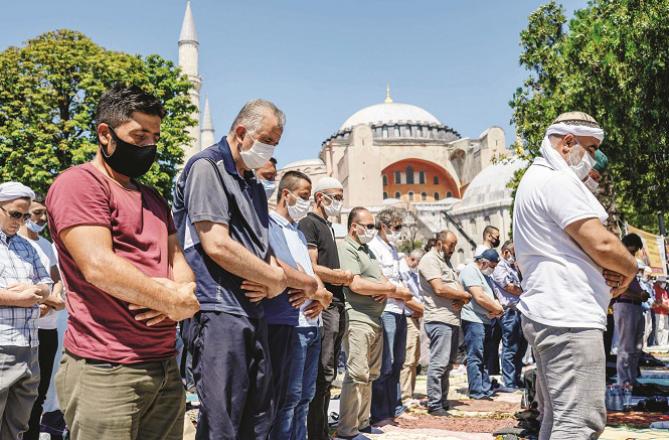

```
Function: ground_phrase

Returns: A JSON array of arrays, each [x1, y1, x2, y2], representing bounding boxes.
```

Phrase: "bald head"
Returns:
[[436, 230, 458, 259]]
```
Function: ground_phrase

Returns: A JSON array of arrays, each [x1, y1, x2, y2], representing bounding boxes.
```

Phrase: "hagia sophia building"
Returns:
[[177, 2, 525, 265]]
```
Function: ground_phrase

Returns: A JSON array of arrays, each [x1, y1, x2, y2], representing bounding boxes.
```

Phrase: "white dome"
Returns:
[[281, 158, 326, 170], [340, 102, 442, 131], [454, 158, 528, 211]]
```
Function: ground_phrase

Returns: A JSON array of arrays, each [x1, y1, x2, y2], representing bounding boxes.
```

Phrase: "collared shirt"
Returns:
[[339, 235, 386, 327], [399, 259, 423, 317], [460, 262, 496, 324], [368, 235, 406, 315], [491, 259, 522, 308], [173, 138, 270, 318], [267, 211, 319, 327], [417, 248, 461, 326], [0, 230, 52, 347]]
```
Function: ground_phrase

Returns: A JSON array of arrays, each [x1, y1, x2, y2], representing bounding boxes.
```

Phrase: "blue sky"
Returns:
[[1, 0, 587, 166]]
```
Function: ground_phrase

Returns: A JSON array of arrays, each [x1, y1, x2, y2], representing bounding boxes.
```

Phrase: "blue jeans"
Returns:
[[424, 321, 459, 411], [371, 311, 407, 422], [462, 320, 493, 399], [270, 326, 320, 440], [500, 308, 527, 388]]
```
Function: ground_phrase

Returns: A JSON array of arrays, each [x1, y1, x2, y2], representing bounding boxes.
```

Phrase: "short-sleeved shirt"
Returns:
[[368, 235, 405, 315], [460, 262, 496, 324], [264, 212, 319, 327], [338, 235, 386, 327], [22, 235, 59, 329], [513, 157, 609, 330], [172, 139, 270, 318], [418, 248, 461, 326], [298, 213, 344, 304], [491, 259, 522, 309], [46, 162, 177, 364]]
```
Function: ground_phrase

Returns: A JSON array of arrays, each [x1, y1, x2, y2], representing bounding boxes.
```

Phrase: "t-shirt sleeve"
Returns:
[[460, 265, 484, 289], [46, 167, 112, 235], [491, 265, 509, 286], [418, 254, 442, 282], [298, 217, 318, 248], [542, 173, 601, 230], [338, 244, 361, 276], [184, 159, 230, 225]]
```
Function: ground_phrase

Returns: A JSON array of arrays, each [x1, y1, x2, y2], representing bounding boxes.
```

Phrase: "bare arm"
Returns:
[[308, 247, 353, 286], [60, 225, 199, 321], [405, 298, 424, 315], [468, 285, 503, 314], [42, 266, 64, 310], [428, 278, 471, 302], [168, 234, 195, 284], [349, 275, 396, 297], [503, 283, 523, 296], [195, 221, 287, 295], [565, 218, 638, 292]]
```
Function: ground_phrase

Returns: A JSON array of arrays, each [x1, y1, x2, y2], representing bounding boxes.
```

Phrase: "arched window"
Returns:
[[382, 175, 388, 186], [394, 171, 402, 184], [383, 192, 388, 199], [419, 171, 426, 184], [434, 192, 440, 201], [382, 127, 389, 138], [406, 166, 414, 184], [446, 191, 452, 198], [394, 192, 401, 199], [433, 176, 439, 185], [394, 126, 400, 137], [408, 191, 414, 201], [421, 192, 427, 201]]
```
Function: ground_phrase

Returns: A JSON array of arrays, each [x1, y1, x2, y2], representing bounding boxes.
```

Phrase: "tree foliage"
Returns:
[[0, 30, 195, 199], [510, 0, 669, 233]]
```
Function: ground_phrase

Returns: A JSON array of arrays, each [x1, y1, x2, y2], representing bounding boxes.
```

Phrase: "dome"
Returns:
[[281, 158, 325, 170], [340, 102, 442, 131], [453, 158, 528, 212]]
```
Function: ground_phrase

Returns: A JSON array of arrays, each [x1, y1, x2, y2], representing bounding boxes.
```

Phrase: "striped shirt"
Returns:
[[0, 230, 52, 347]]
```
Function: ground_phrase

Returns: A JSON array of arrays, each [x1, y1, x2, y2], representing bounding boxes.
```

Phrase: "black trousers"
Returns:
[[485, 317, 503, 376], [25, 328, 58, 440], [307, 303, 346, 440], [186, 311, 273, 440], [267, 324, 296, 436]]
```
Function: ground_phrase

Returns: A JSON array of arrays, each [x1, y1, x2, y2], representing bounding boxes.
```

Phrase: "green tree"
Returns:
[[0, 29, 195, 199], [510, 0, 669, 233]]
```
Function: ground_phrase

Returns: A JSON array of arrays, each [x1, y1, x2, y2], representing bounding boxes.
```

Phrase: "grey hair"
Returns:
[[409, 249, 425, 260], [229, 99, 286, 135], [375, 208, 404, 229]]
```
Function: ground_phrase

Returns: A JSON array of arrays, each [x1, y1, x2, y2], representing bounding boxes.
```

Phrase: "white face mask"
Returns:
[[505, 254, 515, 265], [584, 176, 599, 193], [385, 227, 401, 245], [260, 180, 277, 199], [482, 267, 494, 276], [286, 192, 311, 222], [240, 135, 276, 170], [356, 225, 377, 245], [568, 144, 595, 180], [26, 220, 46, 234], [322, 193, 343, 217]]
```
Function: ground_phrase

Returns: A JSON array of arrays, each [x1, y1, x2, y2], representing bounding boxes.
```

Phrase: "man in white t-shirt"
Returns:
[[513, 112, 637, 440], [18, 194, 64, 440]]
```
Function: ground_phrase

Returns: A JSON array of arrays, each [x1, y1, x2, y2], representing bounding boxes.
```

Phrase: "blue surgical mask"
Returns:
[[26, 220, 46, 234], [260, 180, 277, 199]]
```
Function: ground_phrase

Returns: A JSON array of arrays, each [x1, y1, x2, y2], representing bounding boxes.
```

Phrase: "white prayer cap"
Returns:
[[312, 177, 343, 194], [548, 111, 605, 142], [0, 182, 35, 202]]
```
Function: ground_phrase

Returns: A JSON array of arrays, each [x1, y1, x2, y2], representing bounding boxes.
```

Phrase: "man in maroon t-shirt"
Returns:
[[46, 84, 199, 440]]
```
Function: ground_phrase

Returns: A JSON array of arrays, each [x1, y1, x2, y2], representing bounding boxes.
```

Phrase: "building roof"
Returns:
[[280, 158, 326, 169], [453, 158, 528, 212], [339, 101, 442, 131]]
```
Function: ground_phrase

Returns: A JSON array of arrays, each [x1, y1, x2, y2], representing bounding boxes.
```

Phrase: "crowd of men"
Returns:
[[1, 85, 668, 440]]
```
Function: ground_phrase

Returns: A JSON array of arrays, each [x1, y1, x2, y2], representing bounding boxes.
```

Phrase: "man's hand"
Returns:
[[6, 284, 44, 307], [395, 286, 413, 302], [339, 270, 354, 286], [39, 304, 50, 317], [372, 293, 388, 302], [268, 263, 289, 296], [457, 290, 472, 304], [452, 300, 464, 312], [242, 280, 272, 303], [316, 288, 333, 308], [167, 281, 199, 322], [44, 293, 65, 311], [304, 301, 324, 320], [288, 288, 308, 308], [129, 303, 172, 327]]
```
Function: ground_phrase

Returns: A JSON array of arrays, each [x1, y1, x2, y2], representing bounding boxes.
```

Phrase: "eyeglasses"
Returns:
[[0, 206, 31, 221], [323, 193, 344, 202], [356, 223, 376, 230], [386, 224, 403, 232]]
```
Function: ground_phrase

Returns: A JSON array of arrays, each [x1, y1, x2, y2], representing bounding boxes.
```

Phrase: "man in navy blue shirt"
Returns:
[[173, 99, 289, 440]]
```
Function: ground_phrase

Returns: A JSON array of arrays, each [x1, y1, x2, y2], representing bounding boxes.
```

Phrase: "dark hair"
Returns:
[[622, 233, 643, 251], [277, 170, 311, 204], [347, 206, 368, 230], [483, 225, 499, 239], [424, 238, 437, 252], [269, 157, 278, 165], [96, 84, 165, 129], [501, 240, 513, 253], [32, 192, 46, 205]]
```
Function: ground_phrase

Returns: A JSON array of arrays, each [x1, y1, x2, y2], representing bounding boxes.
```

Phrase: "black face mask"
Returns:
[[491, 238, 501, 248], [102, 127, 157, 178]]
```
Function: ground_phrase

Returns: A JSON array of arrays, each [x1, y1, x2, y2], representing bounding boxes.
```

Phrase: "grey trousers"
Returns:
[[424, 321, 459, 412], [613, 302, 644, 385], [521, 316, 606, 440], [0, 346, 39, 440]]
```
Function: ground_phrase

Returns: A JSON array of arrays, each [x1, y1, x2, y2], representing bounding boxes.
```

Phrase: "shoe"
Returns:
[[360, 425, 384, 434], [428, 408, 450, 417], [497, 386, 520, 393], [333, 434, 372, 440]]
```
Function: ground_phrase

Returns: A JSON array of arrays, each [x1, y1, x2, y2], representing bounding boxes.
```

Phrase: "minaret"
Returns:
[[201, 96, 216, 148], [178, 1, 201, 161]]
